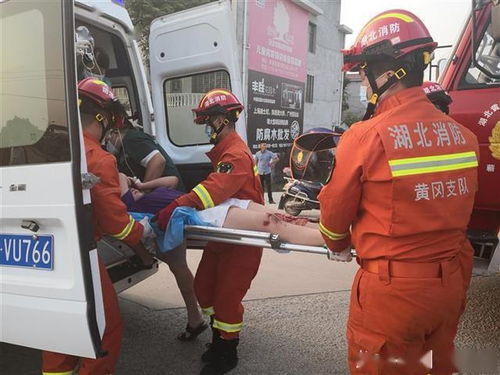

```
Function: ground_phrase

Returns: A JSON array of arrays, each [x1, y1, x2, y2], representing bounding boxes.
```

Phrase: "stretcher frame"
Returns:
[[184, 225, 356, 260]]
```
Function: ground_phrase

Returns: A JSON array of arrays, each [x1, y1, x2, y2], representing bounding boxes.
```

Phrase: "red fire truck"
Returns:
[[440, 0, 500, 273]]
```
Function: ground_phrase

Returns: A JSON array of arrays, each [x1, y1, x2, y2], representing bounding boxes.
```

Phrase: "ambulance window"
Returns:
[[460, 23, 500, 88], [0, 0, 70, 167], [164, 71, 231, 147]]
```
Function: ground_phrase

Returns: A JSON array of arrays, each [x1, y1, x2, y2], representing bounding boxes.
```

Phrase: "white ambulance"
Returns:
[[0, 0, 243, 359]]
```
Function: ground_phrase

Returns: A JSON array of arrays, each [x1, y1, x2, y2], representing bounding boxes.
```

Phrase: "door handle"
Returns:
[[21, 220, 40, 233]]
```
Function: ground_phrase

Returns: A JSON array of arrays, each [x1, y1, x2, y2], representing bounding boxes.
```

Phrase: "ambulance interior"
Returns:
[[75, 22, 139, 123], [74, 21, 161, 289]]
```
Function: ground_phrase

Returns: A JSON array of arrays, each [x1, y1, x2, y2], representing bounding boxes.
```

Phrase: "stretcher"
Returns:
[[184, 225, 356, 261]]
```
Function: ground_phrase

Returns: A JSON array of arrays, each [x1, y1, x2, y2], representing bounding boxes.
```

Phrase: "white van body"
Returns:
[[0, 0, 243, 359]]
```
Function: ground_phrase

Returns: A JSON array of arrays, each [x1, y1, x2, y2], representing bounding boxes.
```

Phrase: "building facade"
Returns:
[[232, 0, 350, 152], [343, 72, 366, 125]]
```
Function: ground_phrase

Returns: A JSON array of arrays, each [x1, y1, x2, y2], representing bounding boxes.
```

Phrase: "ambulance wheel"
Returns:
[[283, 196, 302, 216]]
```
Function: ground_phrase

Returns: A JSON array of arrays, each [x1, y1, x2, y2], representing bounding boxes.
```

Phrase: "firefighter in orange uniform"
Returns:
[[319, 10, 479, 374], [156, 89, 264, 375], [42, 78, 154, 375]]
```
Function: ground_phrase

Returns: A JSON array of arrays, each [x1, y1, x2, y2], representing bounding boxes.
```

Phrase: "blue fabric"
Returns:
[[254, 150, 277, 175], [133, 207, 211, 253], [129, 212, 154, 222], [130, 209, 212, 253]]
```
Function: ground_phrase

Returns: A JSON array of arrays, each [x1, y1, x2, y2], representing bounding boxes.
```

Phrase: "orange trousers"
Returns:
[[42, 257, 123, 375], [347, 256, 470, 375], [194, 244, 262, 339]]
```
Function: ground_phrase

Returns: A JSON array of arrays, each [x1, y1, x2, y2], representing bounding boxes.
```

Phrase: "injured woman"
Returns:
[[118, 173, 329, 251]]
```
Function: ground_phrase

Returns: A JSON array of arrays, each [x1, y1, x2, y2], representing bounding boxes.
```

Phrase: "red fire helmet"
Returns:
[[192, 89, 244, 124], [342, 9, 438, 72], [78, 77, 117, 106], [78, 78, 126, 128]]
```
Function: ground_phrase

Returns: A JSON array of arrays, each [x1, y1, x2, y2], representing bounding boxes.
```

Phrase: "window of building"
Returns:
[[306, 75, 315, 103], [164, 70, 231, 146], [191, 71, 231, 93], [308, 22, 317, 54], [0, 1, 70, 167], [460, 23, 500, 88]]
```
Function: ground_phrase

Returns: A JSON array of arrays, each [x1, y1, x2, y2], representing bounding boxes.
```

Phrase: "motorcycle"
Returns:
[[278, 128, 340, 216], [279, 176, 322, 216]]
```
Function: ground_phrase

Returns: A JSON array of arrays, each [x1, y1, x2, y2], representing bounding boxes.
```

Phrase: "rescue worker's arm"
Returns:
[[143, 152, 166, 182], [176, 152, 252, 210], [318, 130, 364, 252], [92, 154, 144, 246], [135, 175, 179, 190]]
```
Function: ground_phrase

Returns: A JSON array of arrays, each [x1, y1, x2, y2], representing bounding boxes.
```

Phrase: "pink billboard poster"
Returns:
[[248, 0, 308, 83]]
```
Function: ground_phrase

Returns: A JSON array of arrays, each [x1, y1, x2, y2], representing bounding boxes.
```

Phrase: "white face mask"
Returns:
[[359, 85, 369, 108], [204, 124, 213, 138]]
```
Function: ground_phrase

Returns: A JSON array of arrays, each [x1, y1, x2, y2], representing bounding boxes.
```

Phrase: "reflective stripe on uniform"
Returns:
[[388, 151, 478, 178], [111, 215, 135, 240], [319, 222, 348, 241], [253, 165, 259, 176], [201, 306, 215, 316], [213, 319, 243, 333], [193, 184, 215, 209], [42, 371, 74, 375]]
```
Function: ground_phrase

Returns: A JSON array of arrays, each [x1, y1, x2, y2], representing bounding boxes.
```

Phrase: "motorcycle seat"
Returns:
[[300, 180, 323, 194]]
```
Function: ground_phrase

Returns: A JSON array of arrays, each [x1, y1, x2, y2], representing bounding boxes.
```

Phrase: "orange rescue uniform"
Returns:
[[176, 131, 264, 338], [43, 132, 143, 375], [318, 87, 479, 374]]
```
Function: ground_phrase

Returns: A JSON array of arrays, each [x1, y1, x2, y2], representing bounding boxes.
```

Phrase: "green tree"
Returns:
[[126, 0, 215, 66], [341, 111, 361, 127], [0, 116, 44, 148], [342, 73, 350, 111]]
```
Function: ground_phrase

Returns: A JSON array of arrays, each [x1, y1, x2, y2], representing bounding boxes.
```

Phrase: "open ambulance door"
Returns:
[[149, 0, 245, 190], [0, 0, 104, 358]]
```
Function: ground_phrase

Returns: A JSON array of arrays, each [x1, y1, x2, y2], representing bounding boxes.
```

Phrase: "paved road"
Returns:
[[1, 196, 499, 374]]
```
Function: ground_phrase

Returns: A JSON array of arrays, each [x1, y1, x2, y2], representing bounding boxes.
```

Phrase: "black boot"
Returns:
[[201, 325, 219, 363], [200, 337, 239, 375]]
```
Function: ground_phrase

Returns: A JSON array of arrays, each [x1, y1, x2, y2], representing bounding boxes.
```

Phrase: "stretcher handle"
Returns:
[[184, 225, 356, 258]]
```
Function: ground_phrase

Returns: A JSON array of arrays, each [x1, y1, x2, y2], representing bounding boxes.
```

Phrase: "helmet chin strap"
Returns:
[[95, 112, 111, 142], [362, 63, 409, 120], [210, 118, 230, 144]]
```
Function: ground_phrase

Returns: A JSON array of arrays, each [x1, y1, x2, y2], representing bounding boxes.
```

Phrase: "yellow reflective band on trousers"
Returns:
[[253, 165, 259, 176], [319, 222, 348, 241], [388, 151, 478, 178], [42, 371, 74, 375], [112, 215, 135, 240], [213, 319, 243, 333], [202, 306, 215, 316], [193, 184, 215, 209]]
